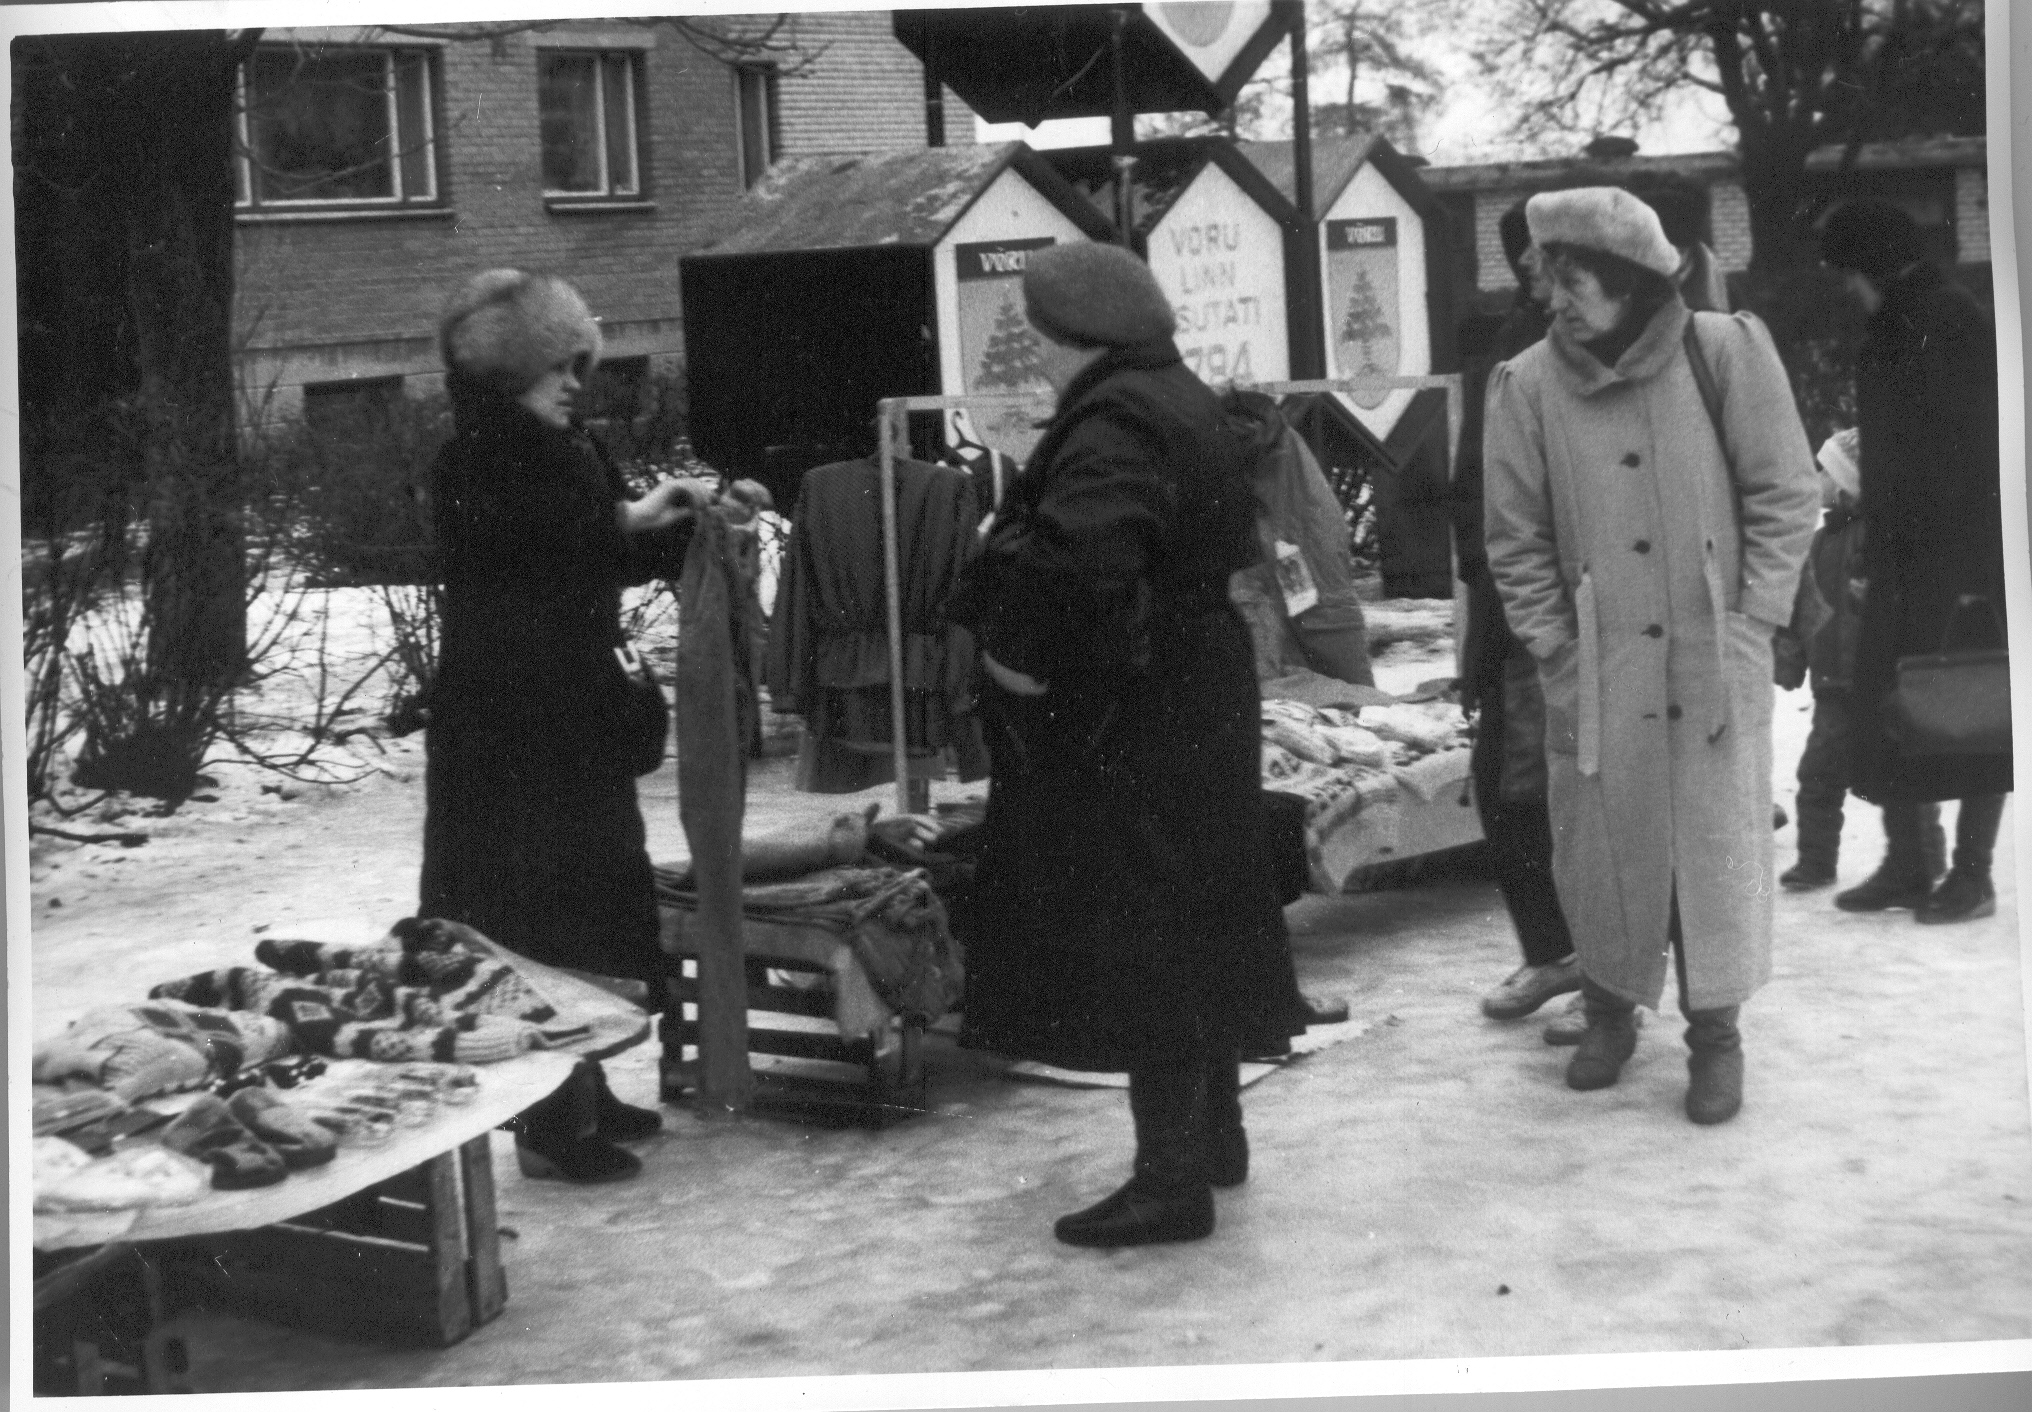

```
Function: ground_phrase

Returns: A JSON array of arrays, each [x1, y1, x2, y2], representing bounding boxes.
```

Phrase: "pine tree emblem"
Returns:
[[975, 295, 1047, 389], [1339, 267, 1394, 374]]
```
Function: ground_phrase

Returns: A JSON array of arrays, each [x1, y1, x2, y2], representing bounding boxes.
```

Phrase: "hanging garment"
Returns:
[[1223, 392, 1374, 688], [764, 456, 988, 792]]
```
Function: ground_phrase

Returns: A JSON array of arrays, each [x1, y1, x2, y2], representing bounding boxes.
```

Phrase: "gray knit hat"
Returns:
[[1022, 242, 1177, 348], [1525, 187, 1681, 278], [439, 269, 602, 395]]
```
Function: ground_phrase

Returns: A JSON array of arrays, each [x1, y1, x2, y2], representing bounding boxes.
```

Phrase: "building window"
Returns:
[[238, 45, 438, 208], [579, 356, 650, 426], [540, 52, 642, 199], [734, 64, 780, 189], [302, 376, 403, 436]]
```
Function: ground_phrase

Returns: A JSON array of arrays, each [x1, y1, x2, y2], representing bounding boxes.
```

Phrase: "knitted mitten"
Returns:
[[160, 1094, 289, 1190], [227, 1087, 337, 1169], [332, 1013, 540, 1065]]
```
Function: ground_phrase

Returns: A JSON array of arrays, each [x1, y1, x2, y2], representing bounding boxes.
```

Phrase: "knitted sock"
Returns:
[[434, 961, 558, 1024], [332, 1013, 539, 1065], [159, 1094, 289, 1190], [227, 1087, 337, 1170]]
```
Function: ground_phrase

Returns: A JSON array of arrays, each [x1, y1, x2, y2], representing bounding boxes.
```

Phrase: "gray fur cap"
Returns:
[[439, 269, 602, 394], [1525, 187, 1680, 278]]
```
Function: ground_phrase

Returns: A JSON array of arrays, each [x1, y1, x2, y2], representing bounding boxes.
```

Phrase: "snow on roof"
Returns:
[[693, 143, 1032, 256]]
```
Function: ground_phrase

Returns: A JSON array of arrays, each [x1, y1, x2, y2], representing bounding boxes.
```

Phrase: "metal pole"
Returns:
[[1287, 2, 1324, 379], [877, 399, 912, 817], [1111, 8, 1136, 247]]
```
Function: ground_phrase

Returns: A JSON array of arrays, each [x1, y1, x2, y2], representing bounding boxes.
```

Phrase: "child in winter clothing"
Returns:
[[1776, 429, 1942, 889]]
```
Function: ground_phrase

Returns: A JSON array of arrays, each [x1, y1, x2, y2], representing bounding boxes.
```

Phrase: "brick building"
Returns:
[[235, 14, 974, 422], [1418, 135, 1990, 324]]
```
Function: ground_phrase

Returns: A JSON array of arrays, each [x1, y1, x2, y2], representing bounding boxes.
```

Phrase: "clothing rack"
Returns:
[[875, 392, 1052, 817]]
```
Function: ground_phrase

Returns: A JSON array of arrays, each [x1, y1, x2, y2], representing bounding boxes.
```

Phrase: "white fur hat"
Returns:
[[439, 269, 602, 395], [1525, 187, 1681, 278]]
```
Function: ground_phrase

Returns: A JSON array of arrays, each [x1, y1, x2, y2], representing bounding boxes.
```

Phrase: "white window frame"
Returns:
[[540, 51, 643, 201], [236, 44, 439, 210]]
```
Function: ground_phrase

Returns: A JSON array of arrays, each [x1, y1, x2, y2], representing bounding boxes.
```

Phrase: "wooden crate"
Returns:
[[161, 1134, 507, 1349]]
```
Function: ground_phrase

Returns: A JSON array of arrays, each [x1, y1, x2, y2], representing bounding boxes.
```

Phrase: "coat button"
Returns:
[[1633, 539, 1651, 553], [1667, 704, 1683, 720], [1644, 624, 1664, 638], [1622, 452, 1642, 467]]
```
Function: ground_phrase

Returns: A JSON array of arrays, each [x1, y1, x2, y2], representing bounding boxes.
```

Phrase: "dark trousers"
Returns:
[[1127, 1045, 1241, 1187], [1794, 691, 1854, 867], [509, 1059, 604, 1150], [1886, 793, 2007, 877], [1469, 662, 1574, 968]]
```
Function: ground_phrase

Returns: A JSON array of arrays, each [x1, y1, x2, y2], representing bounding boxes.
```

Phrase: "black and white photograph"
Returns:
[[10, 1, 2030, 1407]]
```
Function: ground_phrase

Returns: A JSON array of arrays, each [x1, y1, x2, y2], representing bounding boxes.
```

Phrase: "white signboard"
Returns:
[[934, 166, 1096, 465], [1145, 160, 1289, 388], [1142, 1, 1276, 85], [1319, 160, 1430, 437]]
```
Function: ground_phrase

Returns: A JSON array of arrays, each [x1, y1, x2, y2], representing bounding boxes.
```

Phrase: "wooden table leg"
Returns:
[[458, 1134, 507, 1326]]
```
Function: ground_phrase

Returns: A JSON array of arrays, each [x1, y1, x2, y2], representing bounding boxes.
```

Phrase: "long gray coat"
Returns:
[[1483, 303, 1820, 1011]]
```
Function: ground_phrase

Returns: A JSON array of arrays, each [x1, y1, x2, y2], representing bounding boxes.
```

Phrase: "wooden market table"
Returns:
[[33, 1050, 580, 1393]]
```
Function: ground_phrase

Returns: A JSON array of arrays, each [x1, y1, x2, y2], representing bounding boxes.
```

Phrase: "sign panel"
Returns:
[[1325, 217, 1401, 410], [1142, 1, 1276, 85], [952, 237, 1055, 463], [1146, 162, 1289, 388]]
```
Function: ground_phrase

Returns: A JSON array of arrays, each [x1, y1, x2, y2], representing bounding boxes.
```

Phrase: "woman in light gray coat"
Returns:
[[1482, 188, 1820, 1124]]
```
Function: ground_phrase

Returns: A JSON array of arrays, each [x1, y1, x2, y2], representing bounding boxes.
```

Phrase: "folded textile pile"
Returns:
[[147, 917, 586, 1066], [1356, 700, 1470, 758], [1263, 698, 1393, 769], [33, 1000, 295, 1102], [657, 864, 964, 1024]]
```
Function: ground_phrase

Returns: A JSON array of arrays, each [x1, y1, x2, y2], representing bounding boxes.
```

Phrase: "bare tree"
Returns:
[[1469, 0, 1984, 273]]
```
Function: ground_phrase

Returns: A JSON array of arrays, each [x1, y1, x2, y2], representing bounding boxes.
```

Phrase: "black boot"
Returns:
[[1917, 795, 2004, 925], [589, 1061, 663, 1143], [511, 1061, 641, 1184], [1565, 980, 1639, 1091], [1683, 1006, 1744, 1125], [1835, 802, 1942, 911], [1055, 1063, 1215, 1248], [1202, 1051, 1247, 1189]]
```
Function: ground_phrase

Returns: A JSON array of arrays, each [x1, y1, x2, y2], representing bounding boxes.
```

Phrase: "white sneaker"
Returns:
[[1543, 991, 1644, 1046]]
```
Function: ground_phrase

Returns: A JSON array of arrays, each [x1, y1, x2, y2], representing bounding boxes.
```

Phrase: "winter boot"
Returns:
[[1917, 795, 2004, 924], [1055, 1063, 1215, 1248], [1202, 1050, 1248, 1189], [1781, 794, 1841, 890], [589, 1060, 663, 1144], [1682, 1006, 1744, 1125], [1565, 981, 1639, 1091], [510, 1061, 640, 1184], [1835, 801, 1943, 911]]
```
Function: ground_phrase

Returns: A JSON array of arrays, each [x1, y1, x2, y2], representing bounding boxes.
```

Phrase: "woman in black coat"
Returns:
[[951, 242, 1296, 1249], [423, 269, 711, 1181], [1820, 203, 2011, 924]]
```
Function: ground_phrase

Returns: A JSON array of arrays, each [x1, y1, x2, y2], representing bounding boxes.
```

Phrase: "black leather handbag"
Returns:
[[1885, 595, 2012, 759], [615, 641, 670, 776]]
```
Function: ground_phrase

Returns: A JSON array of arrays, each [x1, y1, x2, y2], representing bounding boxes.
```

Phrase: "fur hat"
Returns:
[[1818, 200, 1923, 281], [439, 270, 602, 395], [1022, 242, 1177, 348], [1525, 187, 1681, 278]]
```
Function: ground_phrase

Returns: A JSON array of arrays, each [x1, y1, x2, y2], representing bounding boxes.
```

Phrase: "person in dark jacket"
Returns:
[[422, 269, 713, 1182], [1774, 430, 1946, 890], [1453, 203, 1582, 1029], [950, 242, 1296, 1248], [1819, 202, 2011, 924]]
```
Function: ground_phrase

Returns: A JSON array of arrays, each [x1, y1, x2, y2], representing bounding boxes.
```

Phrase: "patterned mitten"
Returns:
[[160, 1094, 288, 1190], [331, 1012, 541, 1065], [227, 1087, 337, 1170]]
